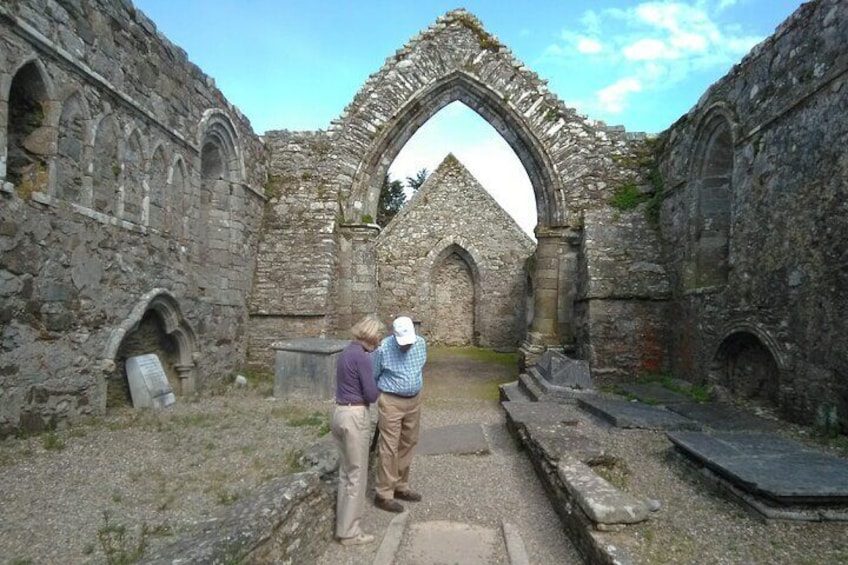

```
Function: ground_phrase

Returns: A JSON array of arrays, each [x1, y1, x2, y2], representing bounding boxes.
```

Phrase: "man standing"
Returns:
[[372, 316, 427, 513]]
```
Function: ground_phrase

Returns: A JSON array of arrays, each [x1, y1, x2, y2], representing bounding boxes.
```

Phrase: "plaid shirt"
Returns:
[[372, 335, 427, 396]]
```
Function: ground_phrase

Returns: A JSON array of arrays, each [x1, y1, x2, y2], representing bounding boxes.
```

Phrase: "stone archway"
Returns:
[[329, 9, 634, 344]]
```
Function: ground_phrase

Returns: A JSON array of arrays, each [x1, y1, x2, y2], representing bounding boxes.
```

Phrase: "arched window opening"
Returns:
[[7, 62, 50, 195], [693, 116, 733, 288], [148, 146, 168, 230], [168, 157, 187, 240], [56, 92, 86, 203], [92, 115, 120, 215], [123, 130, 144, 223]]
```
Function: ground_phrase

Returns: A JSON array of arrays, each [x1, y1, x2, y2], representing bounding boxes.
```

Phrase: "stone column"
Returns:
[[520, 225, 582, 367], [175, 364, 195, 395], [337, 223, 381, 331]]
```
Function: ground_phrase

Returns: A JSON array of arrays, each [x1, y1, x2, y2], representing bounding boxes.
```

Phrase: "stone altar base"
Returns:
[[272, 338, 349, 400]]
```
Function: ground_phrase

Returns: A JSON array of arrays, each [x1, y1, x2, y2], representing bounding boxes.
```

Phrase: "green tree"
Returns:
[[377, 174, 406, 227], [406, 168, 428, 193]]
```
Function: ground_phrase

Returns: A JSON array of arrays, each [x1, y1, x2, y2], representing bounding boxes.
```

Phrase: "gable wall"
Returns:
[[375, 155, 535, 347]]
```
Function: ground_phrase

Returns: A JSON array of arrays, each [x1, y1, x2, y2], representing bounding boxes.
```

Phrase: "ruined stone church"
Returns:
[[0, 0, 845, 437]]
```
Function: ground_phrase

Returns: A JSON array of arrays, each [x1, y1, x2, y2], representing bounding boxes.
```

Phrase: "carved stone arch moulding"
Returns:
[[343, 70, 562, 228], [197, 108, 244, 183], [711, 319, 790, 373], [100, 288, 199, 408], [689, 102, 740, 180]]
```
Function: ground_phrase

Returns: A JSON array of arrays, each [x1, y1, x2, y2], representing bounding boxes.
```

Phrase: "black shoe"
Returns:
[[394, 490, 422, 502], [375, 495, 404, 513]]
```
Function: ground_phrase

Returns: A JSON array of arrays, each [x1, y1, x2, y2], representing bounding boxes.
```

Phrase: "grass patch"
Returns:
[[271, 406, 330, 436], [42, 432, 66, 451], [97, 511, 147, 565], [590, 455, 631, 489], [427, 346, 518, 368], [609, 183, 649, 211]]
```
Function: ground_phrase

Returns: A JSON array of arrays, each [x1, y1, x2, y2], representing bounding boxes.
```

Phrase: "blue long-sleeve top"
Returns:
[[335, 341, 379, 404]]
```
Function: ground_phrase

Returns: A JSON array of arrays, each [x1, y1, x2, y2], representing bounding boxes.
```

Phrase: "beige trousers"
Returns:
[[331, 405, 371, 539], [375, 392, 422, 499]]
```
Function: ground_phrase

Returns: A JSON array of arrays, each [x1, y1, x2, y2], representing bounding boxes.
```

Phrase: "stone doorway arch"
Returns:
[[426, 243, 479, 346], [330, 9, 633, 347]]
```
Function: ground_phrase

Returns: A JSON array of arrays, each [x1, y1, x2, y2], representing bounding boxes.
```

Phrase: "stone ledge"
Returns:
[[140, 471, 334, 564], [502, 397, 640, 564], [557, 456, 649, 525]]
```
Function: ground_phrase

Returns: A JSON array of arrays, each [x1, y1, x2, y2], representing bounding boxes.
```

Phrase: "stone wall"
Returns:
[[0, 0, 265, 435], [654, 0, 848, 428], [375, 154, 535, 347], [577, 207, 670, 375], [247, 130, 339, 369]]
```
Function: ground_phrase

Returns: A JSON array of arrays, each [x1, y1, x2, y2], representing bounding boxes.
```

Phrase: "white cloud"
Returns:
[[540, 1, 768, 122], [623, 38, 674, 60], [597, 77, 642, 113], [577, 37, 603, 54]]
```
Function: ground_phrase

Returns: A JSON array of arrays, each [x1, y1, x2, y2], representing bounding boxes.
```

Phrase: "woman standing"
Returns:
[[330, 315, 384, 546]]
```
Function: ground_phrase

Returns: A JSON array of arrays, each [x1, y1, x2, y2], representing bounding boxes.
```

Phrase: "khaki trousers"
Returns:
[[330, 405, 371, 539], [375, 392, 422, 499]]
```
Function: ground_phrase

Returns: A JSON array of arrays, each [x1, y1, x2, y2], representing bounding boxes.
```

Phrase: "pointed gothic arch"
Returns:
[[6, 59, 54, 194], [689, 106, 737, 288], [345, 70, 562, 228], [331, 9, 628, 338], [56, 90, 90, 203]]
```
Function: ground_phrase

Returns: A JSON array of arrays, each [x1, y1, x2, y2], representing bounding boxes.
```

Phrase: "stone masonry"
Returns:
[[0, 0, 846, 435], [375, 154, 535, 347]]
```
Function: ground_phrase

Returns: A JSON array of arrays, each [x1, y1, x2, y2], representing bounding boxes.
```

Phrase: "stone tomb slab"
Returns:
[[617, 383, 690, 404], [577, 396, 701, 431], [667, 431, 848, 504], [126, 353, 175, 409], [502, 401, 606, 464], [418, 423, 489, 456], [667, 402, 781, 432], [272, 338, 349, 400], [402, 521, 499, 564]]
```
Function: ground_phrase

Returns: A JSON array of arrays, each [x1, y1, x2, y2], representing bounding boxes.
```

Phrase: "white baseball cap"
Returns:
[[392, 316, 416, 346]]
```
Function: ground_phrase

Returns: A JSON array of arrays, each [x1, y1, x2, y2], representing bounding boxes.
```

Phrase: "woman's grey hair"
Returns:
[[351, 315, 384, 347]]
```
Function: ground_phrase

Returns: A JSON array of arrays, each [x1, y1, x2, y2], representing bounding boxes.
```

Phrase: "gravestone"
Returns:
[[534, 350, 592, 389], [272, 338, 349, 400], [126, 353, 176, 409]]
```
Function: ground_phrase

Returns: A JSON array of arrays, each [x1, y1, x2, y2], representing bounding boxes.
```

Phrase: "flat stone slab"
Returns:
[[617, 382, 690, 404], [667, 402, 781, 432], [668, 431, 848, 503], [418, 423, 489, 456], [270, 338, 349, 353], [502, 400, 582, 426], [529, 423, 606, 464], [557, 456, 649, 525], [578, 397, 701, 430], [400, 521, 499, 564]]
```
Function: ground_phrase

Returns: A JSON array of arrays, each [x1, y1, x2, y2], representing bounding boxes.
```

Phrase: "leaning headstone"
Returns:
[[126, 353, 176, 409]]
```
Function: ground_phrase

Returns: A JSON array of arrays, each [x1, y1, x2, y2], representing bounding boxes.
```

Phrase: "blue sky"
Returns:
[[134, 0, 804, 236]]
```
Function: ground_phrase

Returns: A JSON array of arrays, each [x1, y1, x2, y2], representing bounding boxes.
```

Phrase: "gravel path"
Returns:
[[3, 348, 848, 564], [315, 399, 582, 565]]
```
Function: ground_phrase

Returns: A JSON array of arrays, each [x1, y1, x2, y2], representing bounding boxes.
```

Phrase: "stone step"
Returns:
[[499, 380, 532, 402]]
